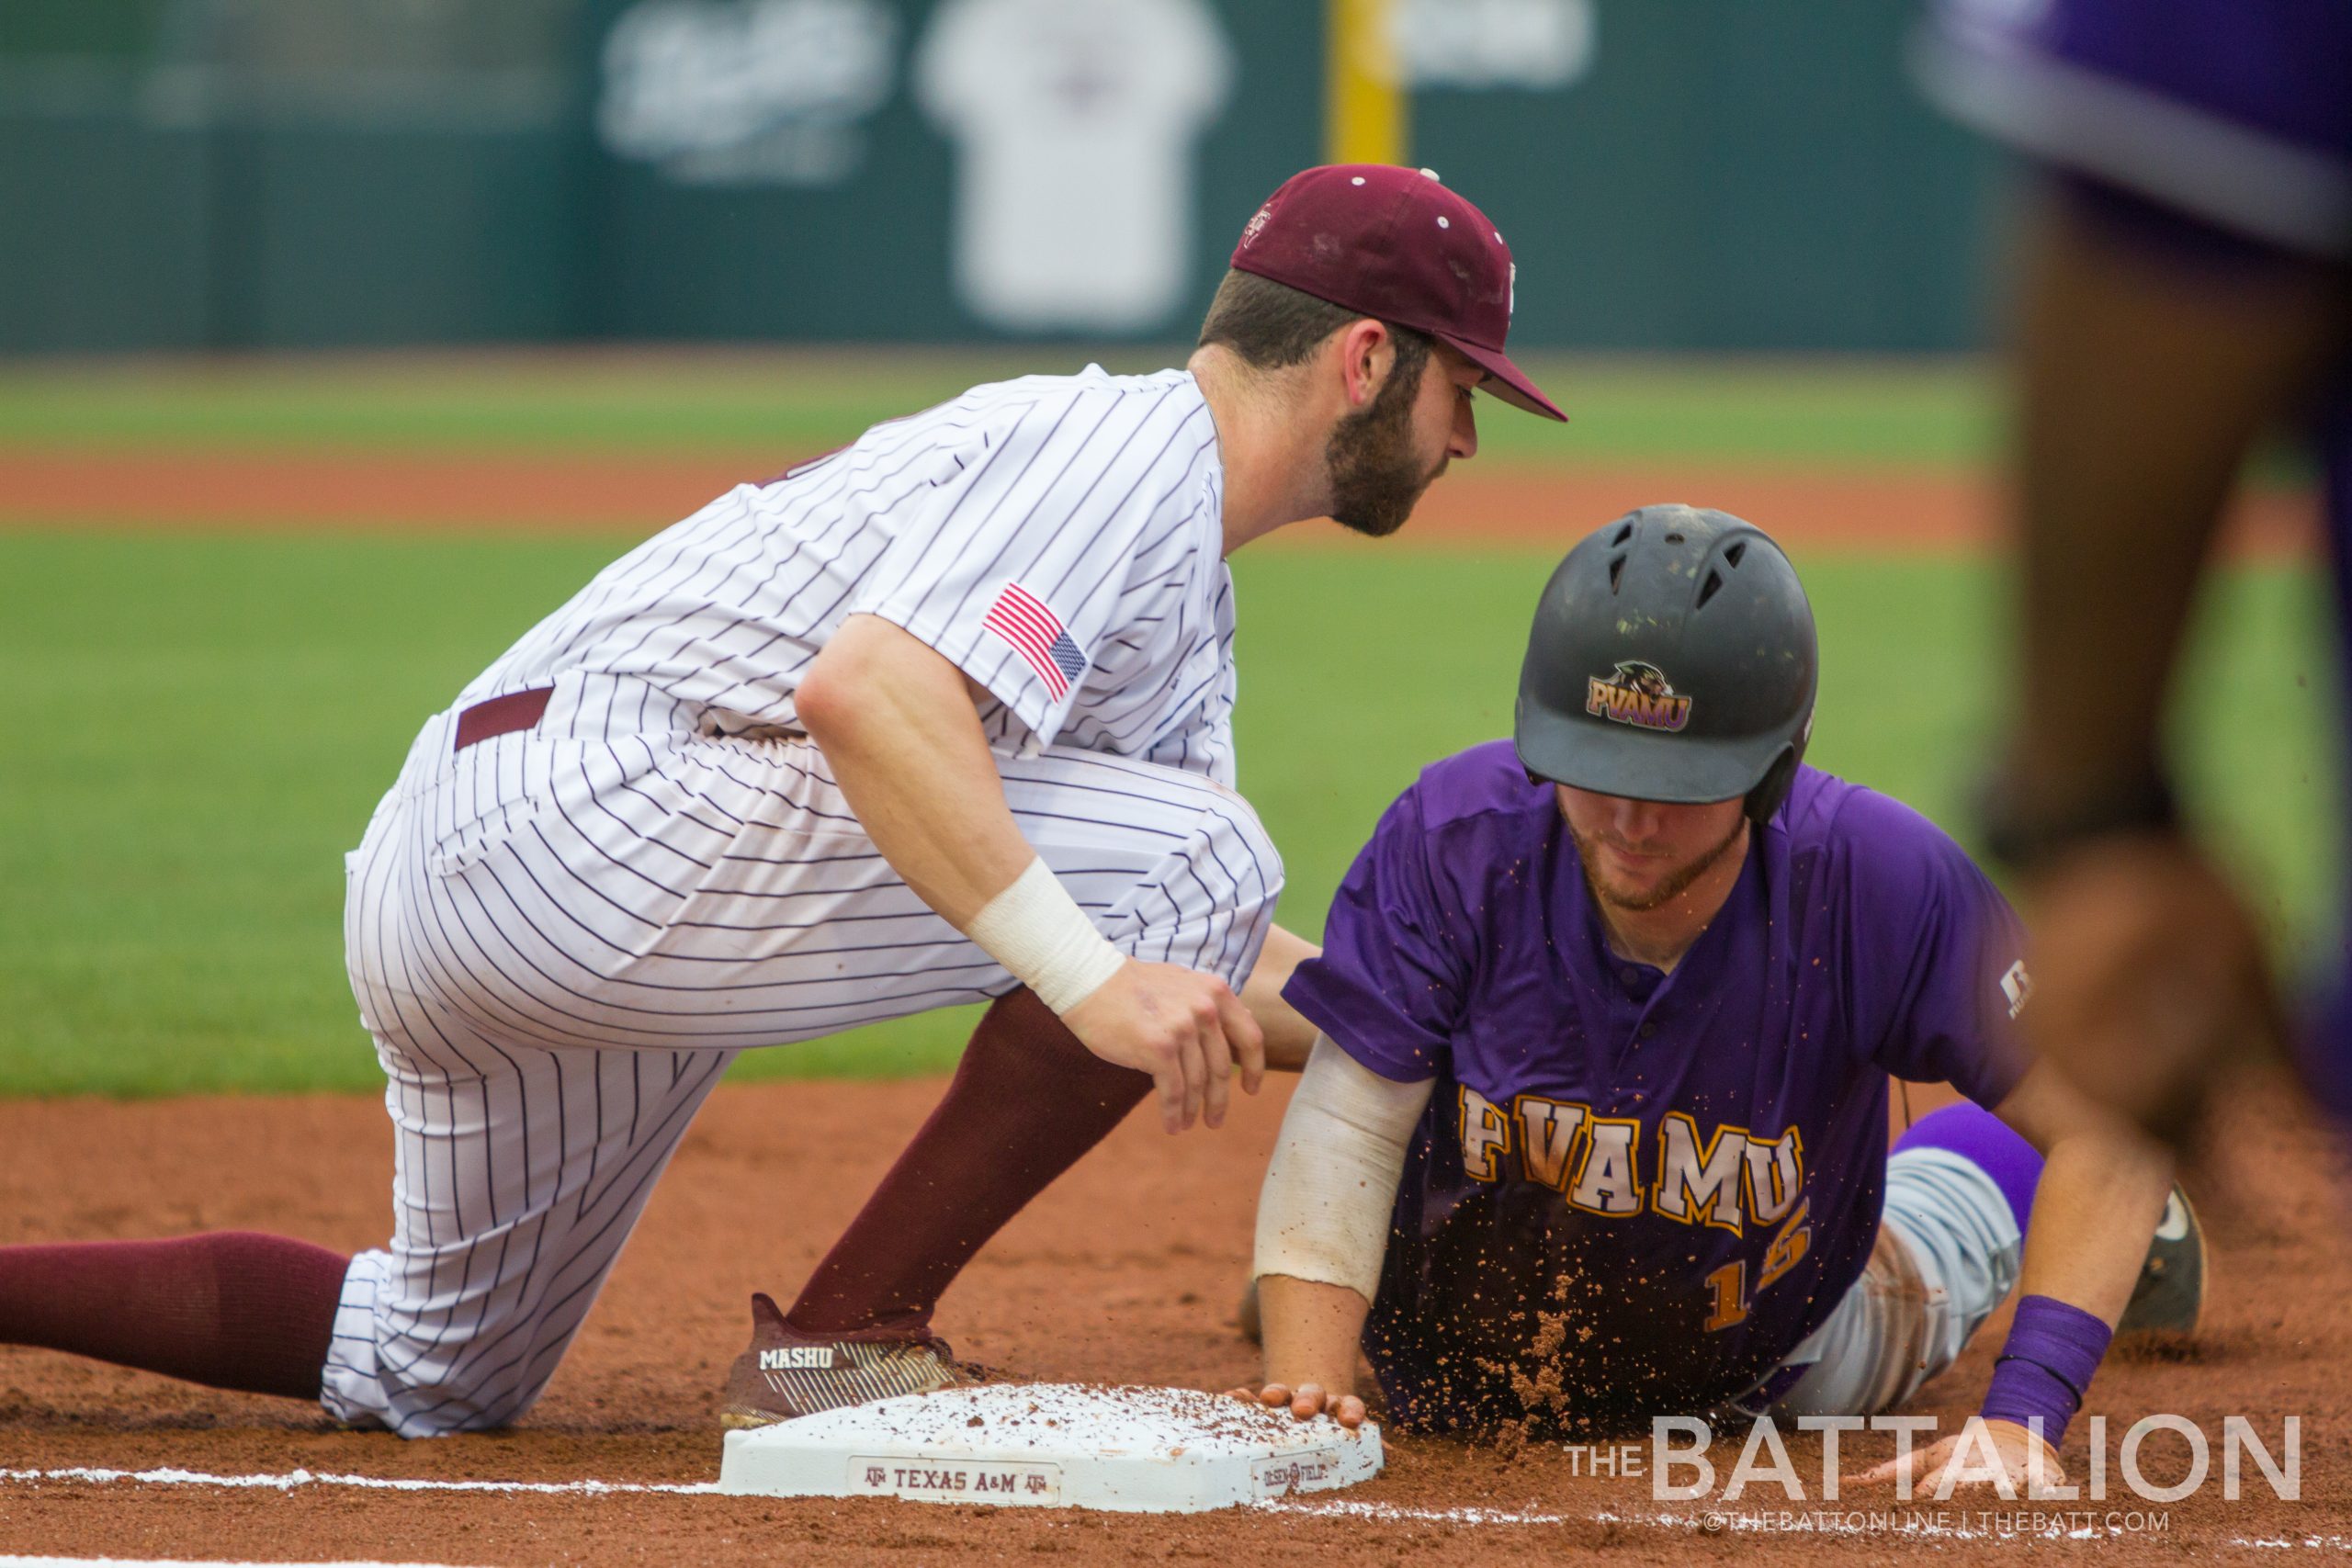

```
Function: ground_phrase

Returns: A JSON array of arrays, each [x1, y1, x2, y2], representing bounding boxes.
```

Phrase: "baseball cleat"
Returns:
[[719, 1292, 978, 1429], [2116, 1186, 2207, 1338]]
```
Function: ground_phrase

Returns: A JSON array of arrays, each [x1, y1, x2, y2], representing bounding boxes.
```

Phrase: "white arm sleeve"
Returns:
[[1252, 1035, 1436, 1304]]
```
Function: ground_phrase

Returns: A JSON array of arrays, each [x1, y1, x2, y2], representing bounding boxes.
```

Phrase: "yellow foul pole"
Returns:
[[1327, 0, 1406, 166]]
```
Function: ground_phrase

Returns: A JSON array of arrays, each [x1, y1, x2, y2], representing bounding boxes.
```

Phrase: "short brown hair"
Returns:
[[1197, 269, 1432, 385]]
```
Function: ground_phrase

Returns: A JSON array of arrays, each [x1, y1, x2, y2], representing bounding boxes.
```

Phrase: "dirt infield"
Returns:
[[0, 434, 2338, 1561], [0, 448, 2317, 556], [0, 1071, 2345, 1563]]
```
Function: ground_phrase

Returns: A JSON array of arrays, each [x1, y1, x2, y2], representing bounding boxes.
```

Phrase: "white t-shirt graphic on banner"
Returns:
[[916, 0, 1232, 333]]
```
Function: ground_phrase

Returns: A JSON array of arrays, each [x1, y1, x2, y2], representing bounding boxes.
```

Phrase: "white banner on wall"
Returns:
[[1394, 0, 1594, 90], [598, 0, 898, 186]]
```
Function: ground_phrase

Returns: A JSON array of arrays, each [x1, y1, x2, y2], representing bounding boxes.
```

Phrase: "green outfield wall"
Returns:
[[0, 0, 2004, 355]]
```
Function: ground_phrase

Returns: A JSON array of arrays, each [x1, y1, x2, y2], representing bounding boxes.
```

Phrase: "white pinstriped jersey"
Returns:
[[322, 366, 1280, 1434], [461, 367, 1240, 785]]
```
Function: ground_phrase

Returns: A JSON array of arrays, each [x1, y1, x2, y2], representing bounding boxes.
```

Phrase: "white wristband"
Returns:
[[965, 857, 1127, 1016]]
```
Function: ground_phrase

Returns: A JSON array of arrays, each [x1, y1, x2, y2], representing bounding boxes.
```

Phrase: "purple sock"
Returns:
[[1894, 1102, 2043, 1233]]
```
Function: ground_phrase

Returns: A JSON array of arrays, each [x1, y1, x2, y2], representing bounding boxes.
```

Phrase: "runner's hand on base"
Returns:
[[1226, 1382, 1368, 1429]]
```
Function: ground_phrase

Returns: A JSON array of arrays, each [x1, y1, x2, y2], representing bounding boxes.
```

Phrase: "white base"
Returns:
[[718, 1382, 1383, 1514]]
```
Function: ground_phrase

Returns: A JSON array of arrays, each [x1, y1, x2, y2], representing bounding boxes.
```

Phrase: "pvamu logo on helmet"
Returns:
[[1586, 660, 1692, 732]]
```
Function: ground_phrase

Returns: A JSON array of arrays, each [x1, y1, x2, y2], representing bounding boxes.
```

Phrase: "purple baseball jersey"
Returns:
[[1282, 745, 2032, 1432], [1924, 0, 2352, 1116]]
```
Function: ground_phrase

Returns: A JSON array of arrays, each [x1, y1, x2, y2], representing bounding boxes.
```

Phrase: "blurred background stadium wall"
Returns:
[[0, 0, 2001, 354], [0, 2, 2330, 1097]]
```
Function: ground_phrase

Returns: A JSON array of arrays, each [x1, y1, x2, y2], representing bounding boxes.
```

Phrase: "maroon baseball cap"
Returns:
[[1228, 164, 1565, 422]]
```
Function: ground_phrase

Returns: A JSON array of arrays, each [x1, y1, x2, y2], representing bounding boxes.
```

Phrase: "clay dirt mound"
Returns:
[[0, 1070, 2345, 1563]]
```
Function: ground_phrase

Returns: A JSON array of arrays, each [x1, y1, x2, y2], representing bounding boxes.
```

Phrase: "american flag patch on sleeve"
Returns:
[[982, 582, 1088, 700]]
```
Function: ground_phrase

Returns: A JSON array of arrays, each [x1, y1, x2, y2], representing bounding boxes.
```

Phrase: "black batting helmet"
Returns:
[[1514, 505, 1817, 824]]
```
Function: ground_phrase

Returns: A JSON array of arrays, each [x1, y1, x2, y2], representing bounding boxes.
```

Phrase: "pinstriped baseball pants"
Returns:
[[322, 678, 1281, 1436]]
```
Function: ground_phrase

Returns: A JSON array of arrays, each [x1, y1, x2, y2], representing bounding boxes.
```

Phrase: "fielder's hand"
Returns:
[[1226, 1381, 1369, 1430], [1847, 1419, 2065, 1499], [1063, 959, 1265, 1133]]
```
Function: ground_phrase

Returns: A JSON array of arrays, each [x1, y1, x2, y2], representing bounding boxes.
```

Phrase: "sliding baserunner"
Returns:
[[1238, 509, 2205, 1493]]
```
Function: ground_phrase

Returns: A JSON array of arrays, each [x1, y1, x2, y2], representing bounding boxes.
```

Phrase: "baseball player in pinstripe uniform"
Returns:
[[0, 164, 1565, 1436]]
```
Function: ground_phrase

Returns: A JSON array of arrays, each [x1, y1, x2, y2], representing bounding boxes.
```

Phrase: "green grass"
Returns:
[[0, 352, 2002, 469], [0, 531, 2336, 1096]]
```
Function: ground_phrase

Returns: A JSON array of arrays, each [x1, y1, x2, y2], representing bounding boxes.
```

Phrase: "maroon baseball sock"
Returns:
[[0, 1232, 350, 1401], [786, 987, 1149, 1337]]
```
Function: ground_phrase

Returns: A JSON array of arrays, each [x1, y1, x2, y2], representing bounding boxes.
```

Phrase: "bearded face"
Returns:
[[1325, 348, 1441, 539], [1556, 788, 1752, 915]]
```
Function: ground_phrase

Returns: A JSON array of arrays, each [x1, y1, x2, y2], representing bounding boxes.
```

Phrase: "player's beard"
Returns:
[[1326, 354, 1442, 538], [1569, 813, 1750, 914]]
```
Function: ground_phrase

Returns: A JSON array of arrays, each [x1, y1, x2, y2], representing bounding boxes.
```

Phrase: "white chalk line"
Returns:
[[1265, 1498, 2113, 1540], [0, 1466, 717, 1496], [2234, 1542, 2352, 1554], [1262, 1498, 2352, 1549], [0, 1557, 479, 1568], [3, 1468, 2342, 1549]]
